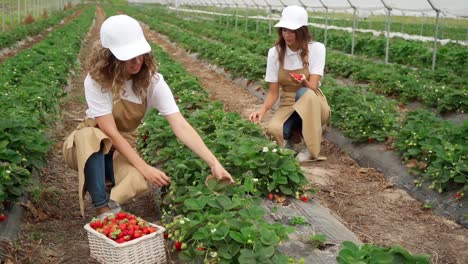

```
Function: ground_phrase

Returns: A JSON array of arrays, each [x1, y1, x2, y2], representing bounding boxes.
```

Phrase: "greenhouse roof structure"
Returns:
[[134, 0, 468, 17]]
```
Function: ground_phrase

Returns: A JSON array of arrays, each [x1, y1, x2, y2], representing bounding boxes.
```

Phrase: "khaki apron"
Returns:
[[63, 94, 150, 217], [267, 67, 330, 159]]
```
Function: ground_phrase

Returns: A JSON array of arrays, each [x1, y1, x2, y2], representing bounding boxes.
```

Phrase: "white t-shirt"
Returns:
[[84, 73, 179, 118], [265, 42, 326, 83]]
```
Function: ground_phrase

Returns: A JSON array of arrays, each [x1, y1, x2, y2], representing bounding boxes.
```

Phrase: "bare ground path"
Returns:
[[142, 26, 468, 264], [1, 7, 467, 264]]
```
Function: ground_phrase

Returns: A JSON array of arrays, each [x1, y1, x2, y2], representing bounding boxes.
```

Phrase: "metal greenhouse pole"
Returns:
[[261, 0, 272, 35], [17, 0, 20, 25], [346, 0, 357, 55], [380, 0, 392, 64], [241, 0, 249, 32], [234, 1, 239, 31], [426, 0, 440, 70], [318, 0, 329, 46], [2, 0, 4, 32]]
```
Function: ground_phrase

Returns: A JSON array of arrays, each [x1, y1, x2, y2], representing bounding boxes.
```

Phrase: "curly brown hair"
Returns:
[[275, 26, 312, 68], [87, 41, 157, 99]]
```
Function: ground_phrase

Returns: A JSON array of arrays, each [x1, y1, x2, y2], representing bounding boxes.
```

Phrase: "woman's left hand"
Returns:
[[211, 162, 235, 184]]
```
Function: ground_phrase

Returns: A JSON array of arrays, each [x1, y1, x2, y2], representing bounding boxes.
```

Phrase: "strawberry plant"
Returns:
[[337, 241, 430, 264], [394, 109, 467, 192]]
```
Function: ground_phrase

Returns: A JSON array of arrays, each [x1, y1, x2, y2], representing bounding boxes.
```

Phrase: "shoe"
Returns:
[[96, 211, 114, 221], [296, 149, 328, 162], [296, 149, 312, 162], [281, 139, 294, 150], [108, 199, 122, 214]]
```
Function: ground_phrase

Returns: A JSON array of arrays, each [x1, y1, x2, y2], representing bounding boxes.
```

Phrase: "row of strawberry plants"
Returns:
[[0, 7, 78, 50], [135, 42, 310, 262], [182, 9, 467, 90], [394, 110, 467, 195], [0, 5, 94, 210], [142, 7, 466, 113], [190, 8, 467, 77], [128, 7, 467, 192]]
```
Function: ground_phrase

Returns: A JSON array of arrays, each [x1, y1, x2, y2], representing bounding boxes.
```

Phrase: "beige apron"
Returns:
[[267, 67, 330, 159], [63, 94, 150, 217]]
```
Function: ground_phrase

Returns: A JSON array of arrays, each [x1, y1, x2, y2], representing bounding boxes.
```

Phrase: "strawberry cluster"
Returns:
[[89, 211, 157, 244], [289, 72, 303, 81]]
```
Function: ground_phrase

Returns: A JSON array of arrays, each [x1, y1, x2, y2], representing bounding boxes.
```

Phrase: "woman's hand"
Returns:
[[211, 162, 235, 184], [141, 165, 171, 187], [249, 108, 265, 123]]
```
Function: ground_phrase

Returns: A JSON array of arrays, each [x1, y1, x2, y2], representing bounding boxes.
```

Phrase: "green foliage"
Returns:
[[394, 110, 467, 192], [337, 241, 431, 264]]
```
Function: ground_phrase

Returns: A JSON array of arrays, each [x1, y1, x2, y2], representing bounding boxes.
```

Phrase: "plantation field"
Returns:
[[0, 2, 467, 264]]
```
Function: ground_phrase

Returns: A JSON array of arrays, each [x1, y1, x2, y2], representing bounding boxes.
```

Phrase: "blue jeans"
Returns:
[[283, 87, 308, 140], [84, 147, 115, 209]]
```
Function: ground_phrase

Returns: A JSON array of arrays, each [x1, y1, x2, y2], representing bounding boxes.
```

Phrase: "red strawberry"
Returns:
[[115, 212, 127, 220], [142, 135, 148, 142], [163, 232, 169, 239], [134, 231, 143, 239], [368, 138, 374, 144], [174, 241, 182, 250], [0, 214, 7, 222], [300, 195, 308, 202], [289, 72, 303, 81], [116, 237, 125, 243], [455, 192, 462, 199], [267, 193, 274, 200], [90, 219, 104, 229], [197, 247, 205, 251]]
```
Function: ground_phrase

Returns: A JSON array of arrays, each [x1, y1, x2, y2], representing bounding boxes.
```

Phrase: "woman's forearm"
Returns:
[[167, 113, 218, 167], [261, 83, 280, 112]]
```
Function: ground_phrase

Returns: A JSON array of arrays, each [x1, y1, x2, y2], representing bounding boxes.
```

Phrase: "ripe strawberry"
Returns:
[[300, 195, 308, 202], [142, 135, 148, 142], [115, 212, 127, 220], [163, 232, 169, 239], [455, 192, 462, 199], [289, 72, 303, 81], [368, 138, 374, 144], [267, 193, 274, 200], [174, 241, 182, 250], [134, 231, 143, 239], [0, 214, 6, 222], [116, 237, 125, 243], [148, 227, 156, 233], [90, 219, 103, 229], [197, 246, 205, 251]]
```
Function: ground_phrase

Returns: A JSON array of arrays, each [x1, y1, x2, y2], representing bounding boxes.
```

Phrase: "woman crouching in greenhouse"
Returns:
[[63, 15, 234, 219], [249, 5, 330, 162]]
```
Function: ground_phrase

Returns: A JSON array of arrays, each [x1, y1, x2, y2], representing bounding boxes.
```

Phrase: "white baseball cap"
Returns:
[[274, 5, 308, 30], [100, 15, 151, 61]]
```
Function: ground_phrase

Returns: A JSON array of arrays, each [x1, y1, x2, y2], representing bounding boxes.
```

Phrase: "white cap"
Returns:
[[274, 5, 308, 30], [100, 15, 151, 61]]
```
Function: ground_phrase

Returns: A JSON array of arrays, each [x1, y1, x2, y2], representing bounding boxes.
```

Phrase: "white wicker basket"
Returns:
[[84, 222, 166, 264]]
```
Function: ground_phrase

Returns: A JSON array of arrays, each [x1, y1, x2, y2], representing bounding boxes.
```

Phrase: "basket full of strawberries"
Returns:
[[84, 211, 166, 264]]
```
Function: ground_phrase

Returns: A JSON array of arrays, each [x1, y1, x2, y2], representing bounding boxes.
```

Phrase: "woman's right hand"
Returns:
[[142, 165, 171, 187], [249, 109, 265, 123]]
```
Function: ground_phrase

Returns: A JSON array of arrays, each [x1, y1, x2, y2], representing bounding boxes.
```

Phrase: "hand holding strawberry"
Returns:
[[289, 72, 305, 82]]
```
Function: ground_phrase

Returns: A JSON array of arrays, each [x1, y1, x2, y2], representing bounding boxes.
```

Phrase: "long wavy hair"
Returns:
[[275, 26, 312, 68], [87, 41, 157, 99]]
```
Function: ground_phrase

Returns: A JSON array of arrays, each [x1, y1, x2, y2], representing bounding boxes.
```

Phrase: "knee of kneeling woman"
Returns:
[[295, 87, 309, 101]]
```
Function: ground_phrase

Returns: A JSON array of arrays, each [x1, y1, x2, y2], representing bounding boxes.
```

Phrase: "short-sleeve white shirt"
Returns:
[[84, 73, 179, 119], [265, 42, 326, 83]]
